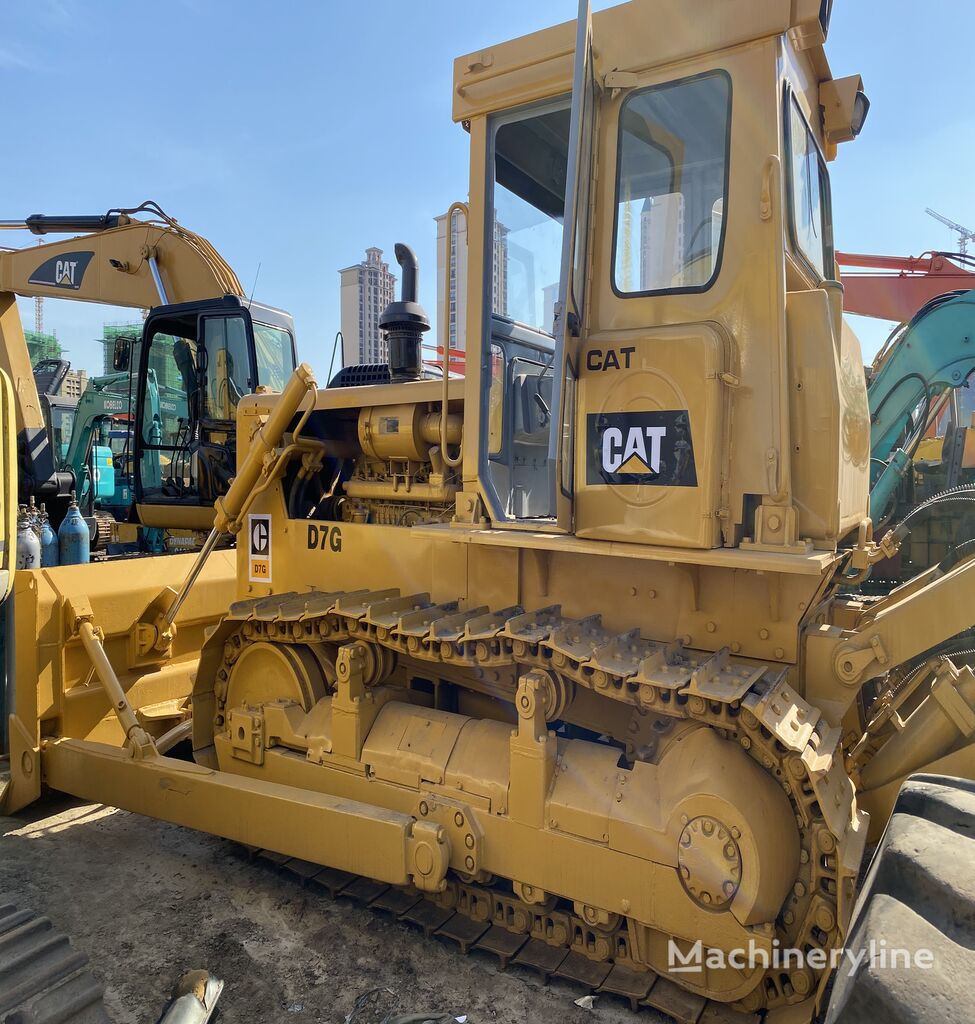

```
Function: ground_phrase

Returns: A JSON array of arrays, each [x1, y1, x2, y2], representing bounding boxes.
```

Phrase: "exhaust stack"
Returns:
[[380, 243, 430, 383]]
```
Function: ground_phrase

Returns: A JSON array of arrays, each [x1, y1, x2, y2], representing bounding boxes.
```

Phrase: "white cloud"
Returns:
[[0, 46, 31, 70]]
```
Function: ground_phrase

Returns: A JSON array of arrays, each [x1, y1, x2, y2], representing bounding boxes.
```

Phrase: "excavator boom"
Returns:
[[0, 203, 292, 537], [0, 204, 243, 310], [838, 249, 975, 322]]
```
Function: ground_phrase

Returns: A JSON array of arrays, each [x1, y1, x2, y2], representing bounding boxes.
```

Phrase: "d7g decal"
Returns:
[[586, 411, 697, 487]]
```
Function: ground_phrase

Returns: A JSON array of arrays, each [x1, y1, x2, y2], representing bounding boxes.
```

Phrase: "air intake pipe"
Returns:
[[380, 243, 430, 383]]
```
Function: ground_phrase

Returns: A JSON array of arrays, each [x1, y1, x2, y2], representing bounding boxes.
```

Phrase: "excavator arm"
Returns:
[[838, 250, 975, 323]]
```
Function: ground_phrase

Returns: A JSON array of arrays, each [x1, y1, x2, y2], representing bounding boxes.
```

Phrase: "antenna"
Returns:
[[247, 262, 262, 308], [925, 207, 975, 256]]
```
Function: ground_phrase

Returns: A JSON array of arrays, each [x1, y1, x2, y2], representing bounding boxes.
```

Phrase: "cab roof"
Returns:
[[452, 0, 833, 121]]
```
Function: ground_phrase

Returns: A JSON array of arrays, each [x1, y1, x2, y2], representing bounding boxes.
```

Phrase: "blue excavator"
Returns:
[[868, 287, 975, 520], [845, 249, 975, 578], [59, 363, 190, 551], [32, 353, 182, 551]]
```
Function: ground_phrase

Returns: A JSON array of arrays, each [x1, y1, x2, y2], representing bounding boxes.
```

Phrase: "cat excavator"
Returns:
[[0, 201, 297, 543], [2, 5, 975, 1024]]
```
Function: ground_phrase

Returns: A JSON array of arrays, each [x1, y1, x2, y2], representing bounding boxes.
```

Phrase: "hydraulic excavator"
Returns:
[[61, 366, 188, 551], [835, 251, 975, 582], [0, 201, 297, 544], [3, 5, 975, 1023]]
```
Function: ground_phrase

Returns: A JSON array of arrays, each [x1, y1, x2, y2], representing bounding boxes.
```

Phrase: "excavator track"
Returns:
[[205, 588, 867, 1017]]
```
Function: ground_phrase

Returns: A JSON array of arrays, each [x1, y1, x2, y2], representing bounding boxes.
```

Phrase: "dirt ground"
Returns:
[[1, 793, 666, 1024]]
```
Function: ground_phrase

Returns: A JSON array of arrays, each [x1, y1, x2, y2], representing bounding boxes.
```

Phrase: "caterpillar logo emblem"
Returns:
[[28, 250, 95, 291], [586, 411, 697, 487], [248, 513, 272, 582], [602, 425, 667, 475]]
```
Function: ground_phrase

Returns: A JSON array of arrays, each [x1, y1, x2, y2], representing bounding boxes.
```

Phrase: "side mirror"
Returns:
[[113, 336, 132, 372]]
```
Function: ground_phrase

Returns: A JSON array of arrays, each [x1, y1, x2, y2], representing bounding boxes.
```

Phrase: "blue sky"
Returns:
[[2, 0, 973, 373]]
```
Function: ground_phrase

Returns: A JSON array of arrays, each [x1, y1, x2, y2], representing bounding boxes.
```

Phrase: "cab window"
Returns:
[[254, 322, 294, 392], [613, 71, 731, 295], [50, 405, 74, 465], [482, 99, 571, 522], [492, 101, 570, 333], [202, 316, 251, 421], [786, 93, 834, 280]]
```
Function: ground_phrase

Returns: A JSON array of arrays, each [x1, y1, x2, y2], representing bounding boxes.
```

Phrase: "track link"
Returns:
[[206, 587, 869, 1017], [248, 846, 760, 1024], [0, 901, 109, 1024]]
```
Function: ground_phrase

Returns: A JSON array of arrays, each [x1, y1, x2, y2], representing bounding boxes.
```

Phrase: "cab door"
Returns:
[[475, 0, 596, 533], [575, 59, 740, 550], [549, 0, 595, 531]]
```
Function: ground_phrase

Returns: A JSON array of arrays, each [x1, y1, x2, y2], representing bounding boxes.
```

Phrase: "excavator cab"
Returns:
[[133, 294, 296, 530]]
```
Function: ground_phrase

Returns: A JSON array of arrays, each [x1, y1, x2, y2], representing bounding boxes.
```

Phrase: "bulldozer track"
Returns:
[[210, 588, 864, 1018], [246, 844, 759, 1024], [0, 901, 110, 1024]]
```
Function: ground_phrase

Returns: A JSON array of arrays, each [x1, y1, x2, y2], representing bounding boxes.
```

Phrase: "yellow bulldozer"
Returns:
[[3, 4, 975, 1022]]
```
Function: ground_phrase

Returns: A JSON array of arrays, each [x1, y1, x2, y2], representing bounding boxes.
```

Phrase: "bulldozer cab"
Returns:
[[133, 294, 296, 529], [460, 0, 870, 552]]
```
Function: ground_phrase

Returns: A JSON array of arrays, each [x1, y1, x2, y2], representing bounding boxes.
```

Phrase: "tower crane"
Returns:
[[926, 206, 975, 255]]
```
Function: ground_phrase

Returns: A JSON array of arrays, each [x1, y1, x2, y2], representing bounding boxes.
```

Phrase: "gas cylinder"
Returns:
[[39, 503, 59, 567], [58, 492, 90, 566], [16, 505, 41, 569]]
